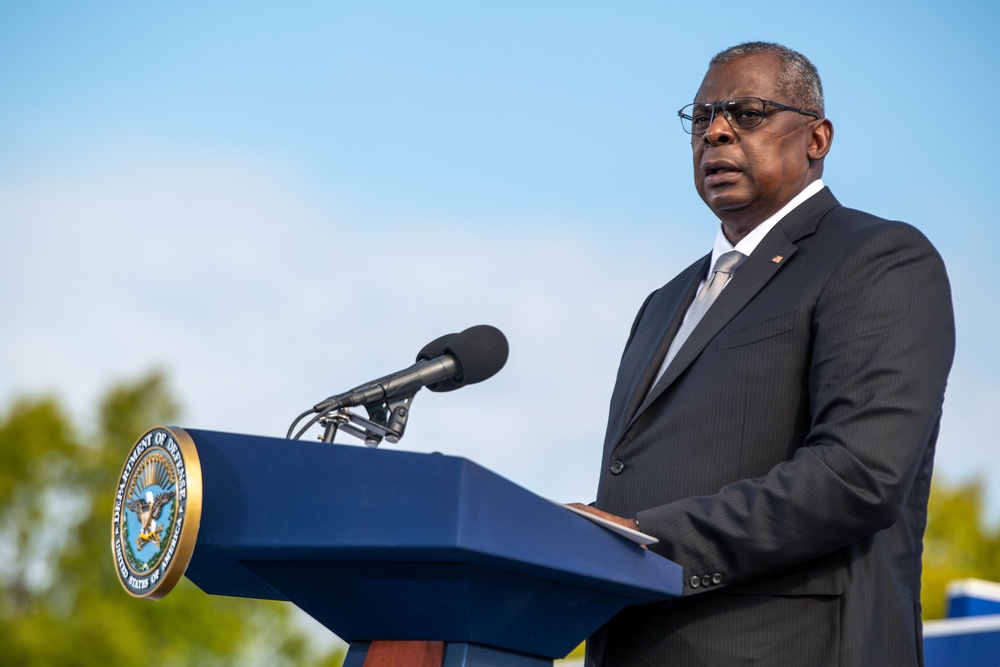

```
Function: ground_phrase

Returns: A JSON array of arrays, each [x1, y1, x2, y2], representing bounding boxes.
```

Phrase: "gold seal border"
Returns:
[[112, 425, 203, 600]]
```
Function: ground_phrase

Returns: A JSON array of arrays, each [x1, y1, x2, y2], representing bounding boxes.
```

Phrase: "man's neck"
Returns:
[[711, 179, 825, 263], [720, 178, 825, 245]]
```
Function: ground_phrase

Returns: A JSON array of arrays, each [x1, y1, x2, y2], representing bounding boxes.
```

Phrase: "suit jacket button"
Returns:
[[712, 573, 723, 585], [689, 576, 701, 589], [701, 575, 711, 587], [610, 461, 625, 475]]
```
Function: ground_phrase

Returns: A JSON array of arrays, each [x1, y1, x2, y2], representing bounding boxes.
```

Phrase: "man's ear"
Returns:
[[808, 118, 834, 161]]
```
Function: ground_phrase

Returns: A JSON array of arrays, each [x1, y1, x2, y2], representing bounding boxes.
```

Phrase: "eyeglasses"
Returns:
[[678, 97, 821, 135]]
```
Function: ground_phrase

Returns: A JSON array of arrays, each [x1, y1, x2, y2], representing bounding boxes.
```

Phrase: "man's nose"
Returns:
[[703, 111, 735, 145]]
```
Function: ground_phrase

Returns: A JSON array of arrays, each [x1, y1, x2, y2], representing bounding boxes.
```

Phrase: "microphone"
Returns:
[[313, 325, 509, 413]]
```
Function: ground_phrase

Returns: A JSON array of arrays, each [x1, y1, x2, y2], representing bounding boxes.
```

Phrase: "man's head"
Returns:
[[688, 42, 833, 242]]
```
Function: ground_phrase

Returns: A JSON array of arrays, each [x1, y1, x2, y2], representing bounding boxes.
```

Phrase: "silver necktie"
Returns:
[[656, 250, 746, 381]]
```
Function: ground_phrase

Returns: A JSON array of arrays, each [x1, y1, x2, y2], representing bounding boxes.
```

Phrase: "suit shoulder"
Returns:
[[823, 205, 930, 240], [818, 205, 943, 257], [649, 254, 710, 298], [621, 254, 708, 351]]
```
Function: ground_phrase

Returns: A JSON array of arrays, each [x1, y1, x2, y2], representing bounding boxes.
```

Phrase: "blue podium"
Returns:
[[145, 428, 683, 665], [924, 579, 1000, 667]]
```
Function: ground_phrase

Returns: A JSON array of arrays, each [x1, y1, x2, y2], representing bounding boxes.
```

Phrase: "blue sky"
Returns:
[[2, 2, 999, 515]]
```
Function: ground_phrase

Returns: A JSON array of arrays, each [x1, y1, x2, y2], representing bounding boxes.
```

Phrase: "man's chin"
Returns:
[[702, 191, 751, 217]]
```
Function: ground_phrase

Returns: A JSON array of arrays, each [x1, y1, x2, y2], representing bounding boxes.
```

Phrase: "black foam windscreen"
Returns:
[[443, 324, 509, 387]]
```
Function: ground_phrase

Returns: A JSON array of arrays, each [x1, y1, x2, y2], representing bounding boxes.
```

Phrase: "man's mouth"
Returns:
[[703, 164, 741, 185], [703, 160, 740, 176]]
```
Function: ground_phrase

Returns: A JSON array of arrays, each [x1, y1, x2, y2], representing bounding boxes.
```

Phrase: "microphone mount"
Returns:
[[317, 392, 415, 448]]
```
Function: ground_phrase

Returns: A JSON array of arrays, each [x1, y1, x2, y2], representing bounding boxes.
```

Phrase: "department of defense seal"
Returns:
[[112, 426, 202, 599]]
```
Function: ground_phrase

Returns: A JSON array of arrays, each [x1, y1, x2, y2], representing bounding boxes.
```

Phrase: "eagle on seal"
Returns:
[[126, 490, 175, 549]]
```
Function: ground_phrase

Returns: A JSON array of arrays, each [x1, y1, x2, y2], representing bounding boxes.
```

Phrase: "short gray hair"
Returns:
[[710, 42, 824, 117]]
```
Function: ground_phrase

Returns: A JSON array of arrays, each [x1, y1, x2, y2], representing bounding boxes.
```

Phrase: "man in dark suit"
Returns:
[[571, 42, 955, 666]]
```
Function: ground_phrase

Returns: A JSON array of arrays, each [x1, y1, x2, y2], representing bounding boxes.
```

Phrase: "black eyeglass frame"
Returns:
[[678, 97, 821, 135]]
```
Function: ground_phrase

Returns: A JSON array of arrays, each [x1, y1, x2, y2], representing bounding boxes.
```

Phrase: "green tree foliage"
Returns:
[[922, 477, 1000, 620], [0, 371, 345, 667]]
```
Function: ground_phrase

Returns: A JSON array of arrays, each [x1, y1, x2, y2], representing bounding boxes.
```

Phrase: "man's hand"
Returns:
[[565, 503, 640, 532]]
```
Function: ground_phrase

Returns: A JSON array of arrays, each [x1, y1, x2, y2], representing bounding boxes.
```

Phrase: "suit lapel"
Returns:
[[611, 255, 709, 434], [602, 256, 710, 452], [617, 187, 841, 442]]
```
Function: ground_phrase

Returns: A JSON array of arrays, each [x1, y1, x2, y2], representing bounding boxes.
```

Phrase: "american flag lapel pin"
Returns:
[[771, 255, 783, 264]]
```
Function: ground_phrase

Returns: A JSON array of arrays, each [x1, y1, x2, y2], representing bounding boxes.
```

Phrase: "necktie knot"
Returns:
[[712, 250, 746, 277]]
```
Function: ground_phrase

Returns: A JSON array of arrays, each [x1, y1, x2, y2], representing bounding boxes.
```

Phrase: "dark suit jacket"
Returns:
[[588, 188, 955, 667]]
